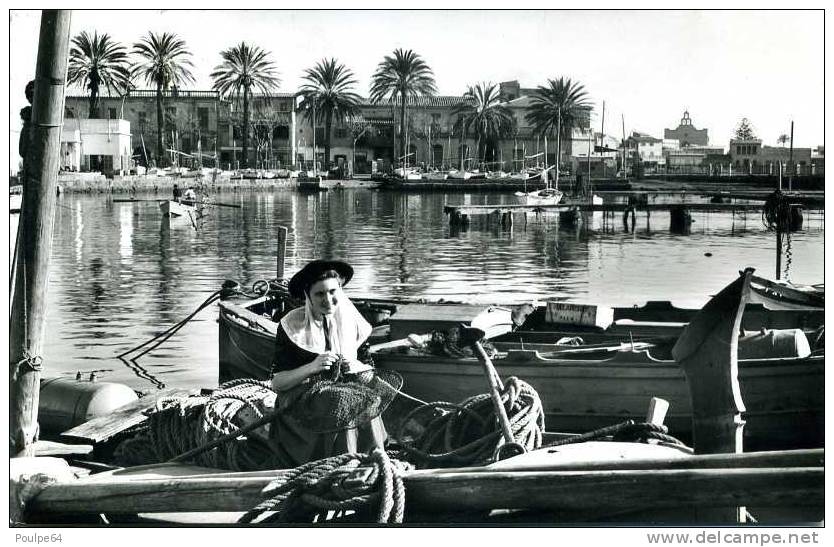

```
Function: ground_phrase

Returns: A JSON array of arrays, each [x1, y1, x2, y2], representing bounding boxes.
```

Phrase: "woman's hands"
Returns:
[[304, 351, 339, 375]]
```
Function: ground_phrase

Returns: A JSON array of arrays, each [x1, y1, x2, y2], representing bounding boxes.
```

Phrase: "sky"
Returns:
[[7, 8, 826, 168]]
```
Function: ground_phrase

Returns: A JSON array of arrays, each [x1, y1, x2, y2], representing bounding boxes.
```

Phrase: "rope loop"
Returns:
[[239, 448, 410, 524], [11, 349, 43, 381], [395, 377, 545, 468]]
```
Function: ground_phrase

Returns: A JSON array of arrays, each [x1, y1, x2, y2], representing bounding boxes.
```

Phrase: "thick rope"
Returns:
[[113, 379, 285, 471], [394, 377, 545, 467], [544, 420, 687, 448], [239, 448, 410, 524]]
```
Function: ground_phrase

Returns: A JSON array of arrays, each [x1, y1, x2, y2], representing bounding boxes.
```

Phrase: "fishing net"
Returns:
[[279, 361, 403, 433]]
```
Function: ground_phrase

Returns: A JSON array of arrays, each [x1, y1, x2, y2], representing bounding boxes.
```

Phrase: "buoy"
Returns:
[[38, 377, 138, 434]]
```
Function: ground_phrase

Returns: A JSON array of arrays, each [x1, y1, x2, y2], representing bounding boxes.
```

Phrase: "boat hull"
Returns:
[[217, 299, 823, 450], [159, 200, 197, 218]]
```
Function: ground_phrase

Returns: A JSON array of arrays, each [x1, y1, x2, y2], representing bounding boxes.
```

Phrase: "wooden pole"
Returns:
[[276, 225, 288, 280], [9, 9, 72, 458], [788, 120, 794, 191]]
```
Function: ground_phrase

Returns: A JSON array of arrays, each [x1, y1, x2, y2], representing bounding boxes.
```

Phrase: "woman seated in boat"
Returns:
[[269, 259, 395, 467]]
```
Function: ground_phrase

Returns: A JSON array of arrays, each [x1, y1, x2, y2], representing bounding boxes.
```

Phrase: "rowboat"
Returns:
[[159, 199, 198, 219], [218, 275, 823, 451]]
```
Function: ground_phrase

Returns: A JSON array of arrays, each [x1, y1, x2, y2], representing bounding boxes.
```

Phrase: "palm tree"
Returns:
[[298, 58, 361, 172], [526, 77, 591, 184], [211, 42, 280, 170], [777, 133, 790, 147], [67, 31, 131, 118], [452, 82, 516, 169], [369, 48, 437, 163], [133, 31, 195, 166]]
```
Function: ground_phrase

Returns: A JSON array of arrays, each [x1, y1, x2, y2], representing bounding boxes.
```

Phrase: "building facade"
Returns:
[[59, 118, 131, 174], [65, 81, 601, 174], [664, 111, 709, 146]]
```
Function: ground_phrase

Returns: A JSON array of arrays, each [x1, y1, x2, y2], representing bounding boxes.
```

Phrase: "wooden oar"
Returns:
[[205, 201, 241, 209], [111, 198, 166, 203]]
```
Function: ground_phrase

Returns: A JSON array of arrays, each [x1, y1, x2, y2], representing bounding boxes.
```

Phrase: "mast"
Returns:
[[10, 9, 72, 457], [788, 120, 794, 192], [621, 114, 627, 177], [600, 100, 606, 177]]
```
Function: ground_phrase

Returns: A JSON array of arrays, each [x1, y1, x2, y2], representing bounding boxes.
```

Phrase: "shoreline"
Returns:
[[7, 172, 825, 195]]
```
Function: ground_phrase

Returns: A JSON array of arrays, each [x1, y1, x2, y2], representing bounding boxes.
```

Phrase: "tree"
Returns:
[[369, 48, 437, 162], [67, 31, 131, 118], [211, 42, 280, 170], [777, 133, 790, 147], [452, 82, 515, 166], [525, 77, 592, 181], [734, 118, 757, 140], [298, 58, 361, 171], [133, 32, 195, 166]]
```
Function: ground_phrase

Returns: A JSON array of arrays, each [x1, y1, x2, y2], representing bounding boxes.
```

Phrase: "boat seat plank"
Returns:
[[59, 388, 198, 445]]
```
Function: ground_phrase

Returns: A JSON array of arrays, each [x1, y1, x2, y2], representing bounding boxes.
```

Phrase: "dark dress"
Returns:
[[270, 323, 387, 467]]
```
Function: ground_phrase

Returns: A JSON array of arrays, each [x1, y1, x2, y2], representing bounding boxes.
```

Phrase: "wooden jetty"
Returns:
[[444, 202, 773, 229]]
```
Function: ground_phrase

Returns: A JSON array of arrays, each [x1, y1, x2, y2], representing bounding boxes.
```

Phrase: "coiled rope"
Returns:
[[393, 376, 545, 468], [239, 448, 411, 524], [113, 378, 288, 471]]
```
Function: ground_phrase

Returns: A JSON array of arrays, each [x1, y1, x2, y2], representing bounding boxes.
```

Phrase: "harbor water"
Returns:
[[40, 188, 824, 392]]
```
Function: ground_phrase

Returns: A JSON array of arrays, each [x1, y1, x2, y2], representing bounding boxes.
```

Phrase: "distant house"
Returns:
[[811, 146, 824, 175], [728, 138, 812, 175], [664, 111, 709, 147], [624, 132, 664, 173], [60, 118, 131, 174]]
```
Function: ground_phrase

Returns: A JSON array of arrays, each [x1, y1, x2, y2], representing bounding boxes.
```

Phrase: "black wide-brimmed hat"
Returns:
[[288, 259, 354, 298]]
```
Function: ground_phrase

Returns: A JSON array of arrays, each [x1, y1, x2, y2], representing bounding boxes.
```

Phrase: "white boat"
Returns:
[[514, 187, 564, 206], [447, 169, 473, 180], [422, 170, 448, 181], [394, 167, 423, 180], [515, 166, 563, 205], [159, 200, 198, 218], [486, 171, 510, 180]]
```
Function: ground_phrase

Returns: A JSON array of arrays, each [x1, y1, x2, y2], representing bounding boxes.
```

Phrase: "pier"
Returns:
[[443, 201, 789, 230]]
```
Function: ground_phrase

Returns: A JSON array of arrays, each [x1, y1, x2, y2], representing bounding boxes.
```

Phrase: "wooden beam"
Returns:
[[10, 10, 72, 457], [59, 388, 197, 445], [28, 466, 823, 517]]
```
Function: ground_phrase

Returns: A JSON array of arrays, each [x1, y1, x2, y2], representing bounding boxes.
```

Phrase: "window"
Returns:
[[198, 107, 209, 130], [315, 127, 325, 142], [138, 111, 147, 126], [108, 108, 117, 119], [273, 125, 289, 139], [335, 127, 347, 139]]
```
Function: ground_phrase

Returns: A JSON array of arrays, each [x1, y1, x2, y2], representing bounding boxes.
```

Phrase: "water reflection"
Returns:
[[39, 189, 824, 391]]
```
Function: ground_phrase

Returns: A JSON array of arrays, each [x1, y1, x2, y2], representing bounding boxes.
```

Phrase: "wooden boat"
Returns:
[[15, 443, 822, 524], [447, 169, 473, 180], [159, 199, 198, 218], [218, 276, 823, 450], [422, 170, 449, 181], [18, 269, 826, 523], [515, 165, 564, 205]]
